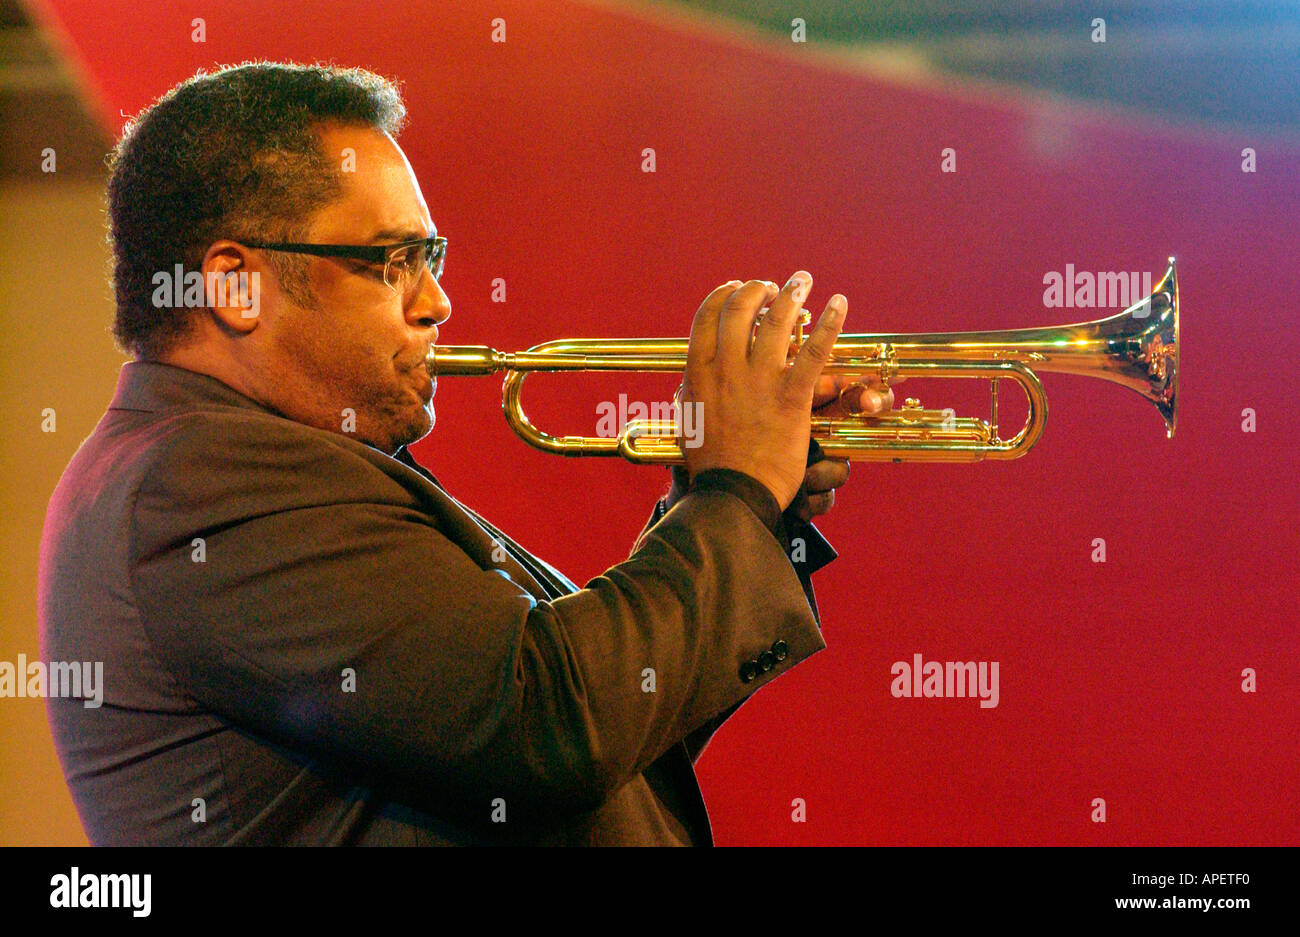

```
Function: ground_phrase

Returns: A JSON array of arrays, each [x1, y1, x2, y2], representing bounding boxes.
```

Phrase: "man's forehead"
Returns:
[[317, 124, 433, 241]]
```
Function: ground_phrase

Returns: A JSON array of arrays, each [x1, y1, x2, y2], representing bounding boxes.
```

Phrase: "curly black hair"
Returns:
[[107, 62, 407, 359]]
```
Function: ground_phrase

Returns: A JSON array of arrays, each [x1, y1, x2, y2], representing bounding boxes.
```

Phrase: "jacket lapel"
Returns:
[[390, 448, 568, 601]]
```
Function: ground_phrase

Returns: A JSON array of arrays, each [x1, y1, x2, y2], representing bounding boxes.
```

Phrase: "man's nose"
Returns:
[[408, 266, 451, 329]]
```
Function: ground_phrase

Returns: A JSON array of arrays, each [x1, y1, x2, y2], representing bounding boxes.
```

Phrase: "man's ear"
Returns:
[[201, 240, 263, 334]]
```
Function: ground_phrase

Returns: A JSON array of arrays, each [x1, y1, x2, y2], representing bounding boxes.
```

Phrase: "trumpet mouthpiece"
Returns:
[[426, 345, 503, 376]]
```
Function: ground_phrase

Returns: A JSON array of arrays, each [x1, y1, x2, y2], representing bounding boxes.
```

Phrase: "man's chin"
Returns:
[[394, 406, 434, 451]]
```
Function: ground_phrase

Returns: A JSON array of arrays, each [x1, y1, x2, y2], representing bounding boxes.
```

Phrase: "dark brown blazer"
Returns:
[[39, 361, 830, 845]]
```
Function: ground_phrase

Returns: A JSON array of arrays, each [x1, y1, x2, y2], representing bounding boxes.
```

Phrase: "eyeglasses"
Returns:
[[241, 235, 447, 296]]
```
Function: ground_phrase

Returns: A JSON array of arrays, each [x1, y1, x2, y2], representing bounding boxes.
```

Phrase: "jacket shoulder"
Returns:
[[130, 406, 415, 508]]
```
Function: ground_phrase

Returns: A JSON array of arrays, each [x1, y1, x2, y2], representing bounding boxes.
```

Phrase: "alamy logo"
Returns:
[[595, 394, 703, 449], [50, 868, 151, 917], [151, 265, 260, 318], [890, 653, 999, 708], [1042, 265, 1152, 310], [0, 655, 103, 708]]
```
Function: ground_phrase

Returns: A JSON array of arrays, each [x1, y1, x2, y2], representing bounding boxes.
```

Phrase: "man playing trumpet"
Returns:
[[39, 62, 891, 845]]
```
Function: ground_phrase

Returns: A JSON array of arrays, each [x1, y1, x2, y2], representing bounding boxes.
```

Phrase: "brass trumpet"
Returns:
[[427, 260, 1179, 463]]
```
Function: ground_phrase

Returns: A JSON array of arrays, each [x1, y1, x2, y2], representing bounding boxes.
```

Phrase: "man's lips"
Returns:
[[412, 369, 435, 401], [397, 353, 436, 401]]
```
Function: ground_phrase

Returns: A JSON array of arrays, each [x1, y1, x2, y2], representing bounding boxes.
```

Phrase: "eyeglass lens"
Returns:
[[384, 241, 445, 293]]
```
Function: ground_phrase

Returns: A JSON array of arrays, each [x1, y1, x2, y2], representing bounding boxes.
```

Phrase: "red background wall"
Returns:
[[30, 0, 1299, 844]]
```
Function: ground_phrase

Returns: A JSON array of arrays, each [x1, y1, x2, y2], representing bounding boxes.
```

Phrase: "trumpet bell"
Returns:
[[1122, 260, 1178, 438]]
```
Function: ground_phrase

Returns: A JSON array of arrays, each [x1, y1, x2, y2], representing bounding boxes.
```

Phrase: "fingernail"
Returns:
[[829, 293, 846, 314], [786, 272, 810, 302]]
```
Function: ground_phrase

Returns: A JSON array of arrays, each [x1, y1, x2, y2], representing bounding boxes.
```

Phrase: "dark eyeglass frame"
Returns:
[[241, 235, 447, 292]]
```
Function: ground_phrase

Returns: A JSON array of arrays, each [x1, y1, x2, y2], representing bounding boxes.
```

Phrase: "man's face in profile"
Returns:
[[252, 125, 450, 455]]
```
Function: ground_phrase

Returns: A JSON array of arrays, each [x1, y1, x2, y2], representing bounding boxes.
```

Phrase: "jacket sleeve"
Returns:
[[127, 412, 825, 816], [636, 478, 839, 764]]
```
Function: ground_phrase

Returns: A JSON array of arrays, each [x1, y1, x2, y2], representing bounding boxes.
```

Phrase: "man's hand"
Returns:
[[664, 279, 897, 521], [677, 273, 845, 511]]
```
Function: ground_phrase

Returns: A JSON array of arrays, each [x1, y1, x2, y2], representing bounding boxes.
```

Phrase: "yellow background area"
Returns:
[[0, 178, 123, 845]]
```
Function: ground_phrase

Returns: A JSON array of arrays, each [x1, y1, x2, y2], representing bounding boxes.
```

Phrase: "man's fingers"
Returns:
[[805, 457, 849, 494], [751, 271, 811, 366], [796, 489, 835, 521], [716, 279, 775, 366], [814, 372, 904, 404], [830, 382, 894, 416], [686, 280, 742, 373], [789, 457, 849, 520], [787, 294, 846, 397], [812, 373, 854, 409]]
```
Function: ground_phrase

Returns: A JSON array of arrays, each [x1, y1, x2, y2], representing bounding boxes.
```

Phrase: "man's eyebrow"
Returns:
[[367, 226, 435, 244]]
